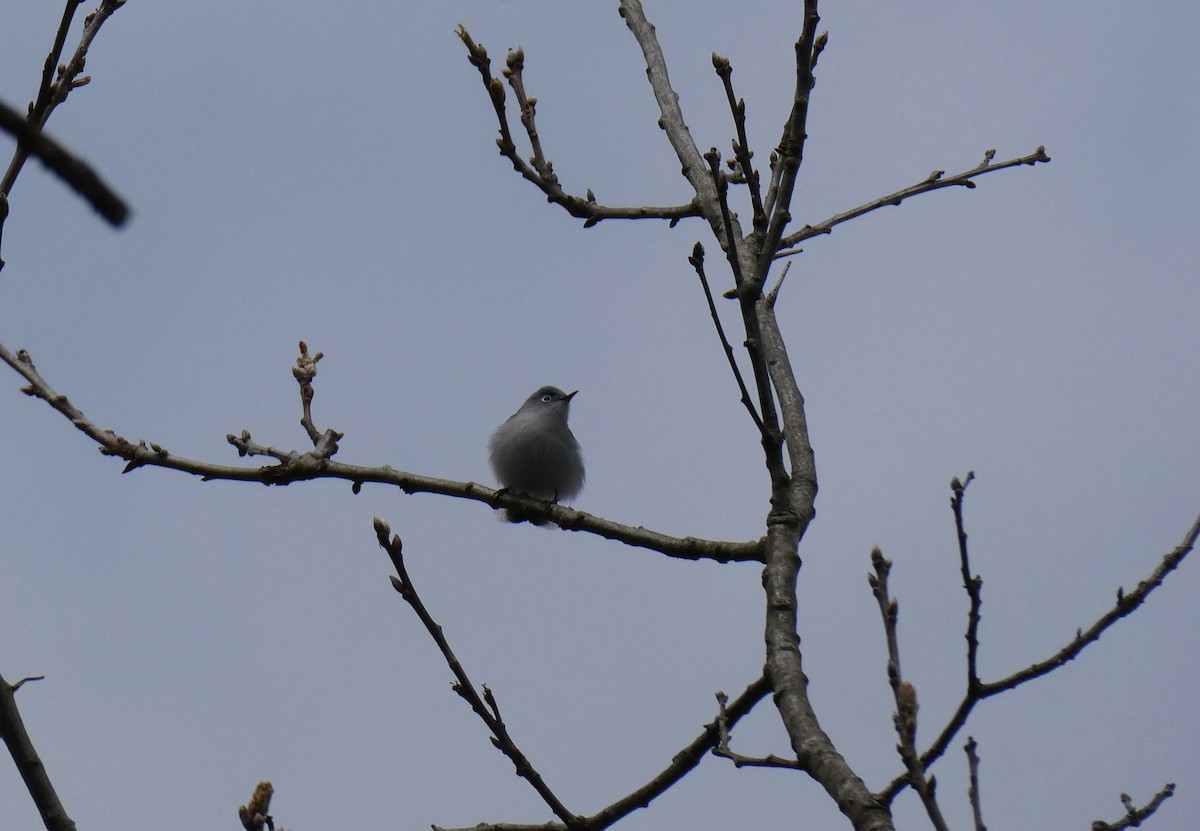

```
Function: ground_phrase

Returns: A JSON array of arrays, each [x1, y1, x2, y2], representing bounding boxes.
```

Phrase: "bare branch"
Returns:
[[711, 690, 802, 770], [869, 550, 949, 831], [617, 1, 727, 239], [1091, 784, 1175, 831], [587, 675, 772, 828], [711, 53, 766, 232], [374, 518, 581, 827], [1, 341, 763, 563], [757, 7, 822, 273], [881, 499, 1200, 804], [1, 0, 126, 196], [953, 472, 983, 690], [455, 25, 701, 229], [775, 146, 1051, 256], [432, 676, 772, 831], [0, 671, 77, 831], [687, 242, 766, 436], [0, 99, 129, 227], [965, 737, 987, 831]]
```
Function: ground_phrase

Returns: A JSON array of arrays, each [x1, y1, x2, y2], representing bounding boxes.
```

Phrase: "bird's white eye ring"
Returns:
[[541, 394, 553, 402]]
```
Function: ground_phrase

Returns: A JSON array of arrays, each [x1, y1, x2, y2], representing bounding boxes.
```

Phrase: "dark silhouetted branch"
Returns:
[[1091, 784, 1175, 831], [965, 737, 987, 831], [881, 489, 1200, 804], [374, 518, 581, 828], [0, 671, 77, 831]]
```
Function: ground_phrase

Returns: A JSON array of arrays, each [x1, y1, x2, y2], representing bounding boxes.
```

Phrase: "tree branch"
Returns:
[[0, 0, 130, 269], [1, 341, 762, 564], [1090, 784, 1175, 831], [775, 147, 1051, 257], [616, 0, 728, 241], [0, 99, 129, 226], [868, 549, 948, 831], [880, 497, 1200, 803], [964, 737, 987, 831], [0, 671, 77, 831], [455, 26, 701, 229], [687, 242, 765, 436], [431, 675, 773, 831], [374, 518, 581, 828]]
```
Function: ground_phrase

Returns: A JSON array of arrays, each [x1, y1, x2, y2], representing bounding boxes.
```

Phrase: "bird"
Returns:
[[488, 385, 585, 524]]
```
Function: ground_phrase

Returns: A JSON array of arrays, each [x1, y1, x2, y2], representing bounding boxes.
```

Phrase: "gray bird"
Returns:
[[488, 385, 585, 524]]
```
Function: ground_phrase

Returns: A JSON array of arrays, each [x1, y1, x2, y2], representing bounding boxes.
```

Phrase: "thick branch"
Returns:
[[0, 100, 128, 226], [432, 676, 773, 831], [0, 672, 77, 831], [617, 1, 728, 240]]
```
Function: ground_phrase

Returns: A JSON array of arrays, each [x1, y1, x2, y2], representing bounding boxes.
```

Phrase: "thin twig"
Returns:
[[431, 676, 773, 831], [456, 26, 701, 229], [881, 505, 1200, 803], [1, 341, 763, 563], [965, 737, 987, 831], [586, 675, 773, 828], [711, 690, 802, 770], [869, 549, 949, 831], [775, 146, 1051, 257], [952, 472, 983, 691], [688, 242, 766, 437], [711, 53, 765, 232], [0, 672, 77, 831], [1, 0, 126, 195], [1090, 784, 1175, 831], [756, 8, 822, 276], [373, 518, 581, 828]]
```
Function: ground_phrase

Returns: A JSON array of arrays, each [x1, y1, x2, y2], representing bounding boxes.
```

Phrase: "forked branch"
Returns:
[[456, 25, 701, 229], [880, 484, 1200, 803]]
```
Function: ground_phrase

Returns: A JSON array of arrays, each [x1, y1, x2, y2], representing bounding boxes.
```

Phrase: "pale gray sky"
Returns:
[[2, 2, 1198, 830]]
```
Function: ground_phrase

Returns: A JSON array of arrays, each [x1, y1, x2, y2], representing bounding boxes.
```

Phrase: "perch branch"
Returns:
[[1, 340, 763, 563], [775, 146, 1051, 257], [0, 671, 77, 831]]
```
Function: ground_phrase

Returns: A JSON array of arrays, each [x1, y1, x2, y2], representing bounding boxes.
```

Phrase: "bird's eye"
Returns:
[[541, 394, 553, 402]]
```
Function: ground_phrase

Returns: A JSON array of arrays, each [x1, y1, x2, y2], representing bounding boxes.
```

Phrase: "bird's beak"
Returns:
[[565, 390, 578, 402]]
